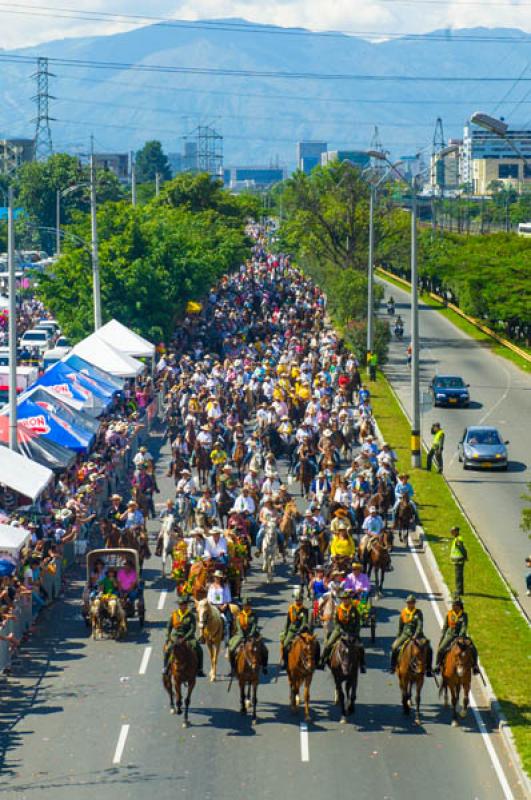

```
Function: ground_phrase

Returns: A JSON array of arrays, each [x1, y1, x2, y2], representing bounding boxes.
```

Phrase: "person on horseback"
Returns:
[[207, 570, 232, 646], [330, 524, 356, 559], [391, 473, 417, 523], [107, 494, 126, 528], [342, 562, 371, 598], [228, 596, 268, 675], [389, 595, 433, 676], [309, 565, 327, 602], [210, 439, 229, 487], [319, 590, 366, 672], [163, 595, 205, 677], [434, 596, 479, 675], [281, 587, 315, 669]]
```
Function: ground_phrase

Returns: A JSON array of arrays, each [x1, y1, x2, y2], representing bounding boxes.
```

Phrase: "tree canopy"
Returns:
[[135, 140, 172, 184]]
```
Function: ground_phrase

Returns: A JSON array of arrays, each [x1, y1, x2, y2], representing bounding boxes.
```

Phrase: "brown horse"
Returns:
[[360, 532, 393, 596], [439, 638, 474, 727], [232, 441, 246, 480], [359, 417, 374, 441], [369, 480, 394, 522], [279, 500, 300, 545], [189, 560, 208, 600], [193, 444, 210, 485], [101, 520, 123, 549], [216, 483, 234, 527], [330, 634, 362, 723], [397, 638, 428, 725], [394, 496, 416, 545], [233, 636, 265, 725], [163, 638, 197, 727], [131, 486, 150, 520], [286, 632, 319, 721], [296, 539, 316, 596], [298, 452, 314, 498]]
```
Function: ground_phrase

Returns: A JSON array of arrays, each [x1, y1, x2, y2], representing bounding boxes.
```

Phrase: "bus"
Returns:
[[517, 222, 531, 236]]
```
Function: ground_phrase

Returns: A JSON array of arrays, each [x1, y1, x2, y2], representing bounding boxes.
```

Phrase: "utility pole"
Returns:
[[55, 188, 61, 256], [8, 186, 17, 451], [90, 136, 102, 330], [367, 185, 375, 356], [131, 152, 137, 206], [155, 171, 161, 197], [410, 185, 421, 468]]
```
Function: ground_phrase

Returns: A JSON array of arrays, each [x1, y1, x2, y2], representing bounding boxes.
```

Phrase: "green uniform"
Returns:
[[163, 606, 203, 673], [450, 535, 467, 596], [321, 602, 364, 666], [390, 606, 432, 673], [282, 603, 312, 653], [427, 428, 445, 473], [436, 608, 478, 668], [228, 607, 268, 670]]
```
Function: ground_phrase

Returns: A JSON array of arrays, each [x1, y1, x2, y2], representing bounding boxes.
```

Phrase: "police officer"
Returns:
[[389, 594, 433, 676], [320, 590, 366, 672], [162, 595, 205, 677], [435, 595, 479, 675], [450, 526, 468, 596], [228, 596, 268, 675], [281, 587, 314, 669], [427, 422, 445, 473]]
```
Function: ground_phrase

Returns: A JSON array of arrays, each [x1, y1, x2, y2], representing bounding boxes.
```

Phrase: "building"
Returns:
[[462, 122, 531, 195], [93, 153, 129, 182], [0, 138, 35, 175], [224, 166, 286, 190], [296, 141, 327, 174], [320, 150, 370, 169], [429, 139, 462, 194]]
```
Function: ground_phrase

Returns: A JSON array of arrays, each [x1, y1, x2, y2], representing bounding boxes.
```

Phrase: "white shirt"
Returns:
[[204, 536, 228, 559], [207, 583, 232, 605], [233, 494, 256, 514]]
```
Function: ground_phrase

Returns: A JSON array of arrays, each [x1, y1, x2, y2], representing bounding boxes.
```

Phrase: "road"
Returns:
[[377, 279, 531, 617], [0, 423, 524, 800]]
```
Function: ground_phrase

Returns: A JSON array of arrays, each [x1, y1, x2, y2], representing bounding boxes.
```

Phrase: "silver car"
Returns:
[[457, 426, 509, 471]]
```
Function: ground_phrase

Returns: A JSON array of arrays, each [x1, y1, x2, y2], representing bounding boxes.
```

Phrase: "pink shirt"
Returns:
[[117, 568, 137, 592]]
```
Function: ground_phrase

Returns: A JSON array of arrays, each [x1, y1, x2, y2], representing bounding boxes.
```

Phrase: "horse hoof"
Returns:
[[340, 717, 347, 725], [182, 721, 190, 729], [170, 708, 176, 715], [414, 717, 421, 726], [251, 718, 257, 727], [459, 709, 468, 719], [451, 719, 459, 728]]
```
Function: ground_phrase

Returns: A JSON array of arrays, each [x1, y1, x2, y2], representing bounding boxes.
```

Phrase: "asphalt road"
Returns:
[[377, 279, 531, 617], [0, 424, 524, 800]]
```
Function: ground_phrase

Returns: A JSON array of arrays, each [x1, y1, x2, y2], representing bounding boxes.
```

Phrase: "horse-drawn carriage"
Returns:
[[82, 548, 145, 638]]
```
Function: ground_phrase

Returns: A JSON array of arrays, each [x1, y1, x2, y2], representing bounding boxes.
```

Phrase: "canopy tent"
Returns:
[[72, 334, 144, 378], [0, 446, 53, 501], [63, 353, 124, 391], [17, 433, 76, 471], [34, 362, 108, 416], [14, 398, 94, 453], [23, 386, 100, 436], [0, 524, 31, 561], [96, 319, 155, 359]]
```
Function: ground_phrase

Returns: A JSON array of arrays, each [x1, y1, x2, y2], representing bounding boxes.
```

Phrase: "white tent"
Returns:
[[0, 447, 53, 501], [72, 333, 144, 378], [96, 319, 155, 358], [0, 524, 31, 560]]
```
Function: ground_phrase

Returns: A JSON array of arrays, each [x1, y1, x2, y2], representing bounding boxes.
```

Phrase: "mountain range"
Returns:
[[0, 19, 530, 167]]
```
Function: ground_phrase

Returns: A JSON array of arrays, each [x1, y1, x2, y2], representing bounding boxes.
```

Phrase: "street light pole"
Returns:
[[155, 171, 161, 197], [410, 186, 421, 468], [367, 185, 375, 355], [55, 188, 61, 257], [89, 152, 102, 330], [131, 154, 137, 207], [7, 186, 17, 451]]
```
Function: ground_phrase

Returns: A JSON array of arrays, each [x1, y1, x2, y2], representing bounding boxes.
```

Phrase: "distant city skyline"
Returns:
[[1, 0, 530, 49]]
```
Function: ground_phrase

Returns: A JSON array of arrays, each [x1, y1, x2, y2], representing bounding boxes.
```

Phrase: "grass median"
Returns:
[[376, 268, 531, 375], [371, 372, 531, 775]]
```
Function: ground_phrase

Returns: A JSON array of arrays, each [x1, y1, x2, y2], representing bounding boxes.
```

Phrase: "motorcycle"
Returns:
[[394, 324, 404, 341], [387, 302, 395, 316]]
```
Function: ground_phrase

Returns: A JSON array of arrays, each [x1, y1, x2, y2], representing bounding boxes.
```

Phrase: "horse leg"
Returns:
[[401, 679, 410, 715], [251, 680, 258, 726], [163, 672, 175, 713], [290, 680, 297, 713], [240, 681, 247, 715], [451, 685, 459, 727], [183, 680, 194, 728], [337, 680, 347, 723], [303, 677, 311, 722], [461, 682, 470, 718]]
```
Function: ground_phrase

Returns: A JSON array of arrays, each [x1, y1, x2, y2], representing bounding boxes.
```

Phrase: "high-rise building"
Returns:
[[320, 150, 370, 169], [296, 141, 327, 174], [93, 153, 129, 181], [462, 121, 531, 194], [0, 138, 35, 175], [224, 166, 286, 190], [430, 139, 462, 193]]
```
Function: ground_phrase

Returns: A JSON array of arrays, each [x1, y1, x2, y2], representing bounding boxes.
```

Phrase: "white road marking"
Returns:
[[409, 545, 513, 800], [139, 646, 152, 675], [300, 722, 309, 762], [112, 724, 130, 765], [157, 590, 167, 611], [478, 363, 512, 426]]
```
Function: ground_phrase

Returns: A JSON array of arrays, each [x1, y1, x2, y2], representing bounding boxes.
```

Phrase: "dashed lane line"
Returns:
[[112, 724, 130, 765], [300, 723, 309, 762], [157, 590, 167, 611], [139, 646, 152, 675]]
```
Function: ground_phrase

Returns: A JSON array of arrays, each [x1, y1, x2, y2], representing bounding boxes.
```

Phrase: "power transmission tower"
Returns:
[[195, 125, 223, 176], [32, 57, 55, 160], [369, 126, 386, 174]]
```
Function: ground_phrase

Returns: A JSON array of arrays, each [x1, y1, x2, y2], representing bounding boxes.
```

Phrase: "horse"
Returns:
[[163, 638, 197, 727], [298, 451, 314, 498], [397, 638, 428, 725], [232, 441, 247, 479], [196, 598, 224, 682], [261, 521, 278, 583], [90, 594, 126, 640], [158, 513, 178, 578], [339, 418, 356, 457], [369, 480, 394, 522], [439, 638, 474, 727], [319, 591, 338, 636], [193, 444, 210, 485], [330, 634, 362, 723], [189, 560, 208, 600], [131, 486, 150, 520], [286, 632, 319, 722], [233, 636, 265, 725], [101, 520, 122, 549], [395, 496, 416, 545], [359, 417, 375, 442], [296, 538, 316, 596], [216, 483, 234, 527], [279, 499, 300, 546], [360, 532, 392, 596]]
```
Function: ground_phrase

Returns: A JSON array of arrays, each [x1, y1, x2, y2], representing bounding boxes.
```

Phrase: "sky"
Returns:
[[0, 0, 529, 49]]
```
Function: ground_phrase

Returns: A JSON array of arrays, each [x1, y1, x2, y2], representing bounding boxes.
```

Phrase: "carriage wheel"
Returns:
[[370, 616, 376, 644]]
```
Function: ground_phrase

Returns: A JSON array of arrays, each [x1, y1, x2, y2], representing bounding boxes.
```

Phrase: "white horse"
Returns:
[[261, 521, 278, 583], [159, 513, 178, 578]]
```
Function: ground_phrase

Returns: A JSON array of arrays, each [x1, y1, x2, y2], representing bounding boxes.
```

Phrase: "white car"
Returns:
[[19, 328, 51, 353]]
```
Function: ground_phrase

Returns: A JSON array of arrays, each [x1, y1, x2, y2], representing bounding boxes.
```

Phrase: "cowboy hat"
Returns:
[[213, 569, 225, 578]]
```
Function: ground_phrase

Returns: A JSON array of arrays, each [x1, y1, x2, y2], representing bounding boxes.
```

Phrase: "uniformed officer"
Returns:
[[228, 596, 268, 674], [320, 590, 367, 672], [163, 595, 205, 677], [281, 587, 313, 668], [435, 595, 479, 675], [389, 594, 433, 675], [427, 422, 445, 473], [450, 526, 468, 596]]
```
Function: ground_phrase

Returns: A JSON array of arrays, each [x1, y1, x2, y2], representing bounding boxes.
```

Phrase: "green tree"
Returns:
[[135, 140, 172, 184]]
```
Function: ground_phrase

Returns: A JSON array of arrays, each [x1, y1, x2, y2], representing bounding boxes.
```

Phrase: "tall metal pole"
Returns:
[[367, 185, 375, 357], [90, 147, 102, 330], [131, 154, 137, 207], [155, 171, 160, 197], [410, 187, 421, 468], [56, 188, 61, 256], [7, 186, 17, 451]]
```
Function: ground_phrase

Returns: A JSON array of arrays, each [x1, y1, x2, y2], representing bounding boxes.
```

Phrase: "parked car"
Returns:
[[19, 328, 51, 353], [35, 319, 61, 337], [55, 335, 71, 348], [457, 426, 509, 470], [430, 375, 470, 407]]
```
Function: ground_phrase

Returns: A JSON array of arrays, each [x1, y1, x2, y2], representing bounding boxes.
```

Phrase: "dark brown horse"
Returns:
[[397, 638, 428, 725], [369, 480, 394, 522], [298, 451, 314, 497], [394, 496, 416, 545], [232, 636, 265, 725], [439, 638, 474, 727], [330, 634, 362, 723], [163, 638, 197, 727], [232, 441, 246, 480], [193, 444, 210, 485], [286, 632, 319, 721], [216, 483, 233, 527], [101, 520, 122, 548], [296, 538, 316, 596], [360, 531, 393, 596]]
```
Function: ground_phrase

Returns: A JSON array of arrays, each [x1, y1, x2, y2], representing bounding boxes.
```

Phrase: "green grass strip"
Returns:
[[371, 372, 531, 775], [377, 269, 531, 374]]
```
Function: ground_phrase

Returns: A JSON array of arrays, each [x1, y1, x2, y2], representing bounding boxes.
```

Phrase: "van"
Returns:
[[36, 319, 61, 337]]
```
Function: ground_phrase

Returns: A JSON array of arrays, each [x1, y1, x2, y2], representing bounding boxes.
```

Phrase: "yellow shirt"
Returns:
[[330, 535, 355, 558]]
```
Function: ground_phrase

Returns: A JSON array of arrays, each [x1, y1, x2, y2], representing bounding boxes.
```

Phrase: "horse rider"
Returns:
[[427, 422, 445, 473], [319, 589, 366, 672], [434, 595, 479, 675], [204, 527, 229, 564], [391, 473, 417, 523], [359, 506, 386, 570], [210, 438, 229, 488], [107, 493, 126, 528], [342, 561, 371, 598], [309, 565, 328, 603], [207, 570, 233, 647], [228, 595, 268, 675], [389, 594, 433, 676], [163, 594, 204, 677], [281, 586, 316, 669]]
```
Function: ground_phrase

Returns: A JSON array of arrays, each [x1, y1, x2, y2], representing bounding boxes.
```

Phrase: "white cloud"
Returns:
[[0, 0, 529, 49]]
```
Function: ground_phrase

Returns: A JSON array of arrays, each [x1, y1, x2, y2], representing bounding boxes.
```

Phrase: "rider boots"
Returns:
[[359, 647, 367, 674], [426, 645, 434, 677], [389, 649, 398, 674]]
